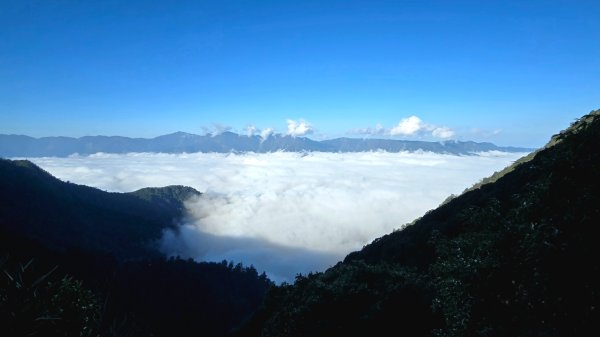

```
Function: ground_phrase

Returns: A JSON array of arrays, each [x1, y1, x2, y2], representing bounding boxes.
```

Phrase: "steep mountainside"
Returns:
[[0, 159, 199, 258], [239, 109, 600, 337], [0, 160, 271, 337], [0, 132, 530, 157]]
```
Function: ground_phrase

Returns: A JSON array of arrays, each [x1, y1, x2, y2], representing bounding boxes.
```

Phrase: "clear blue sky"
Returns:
[[1, 0, 599, 147]]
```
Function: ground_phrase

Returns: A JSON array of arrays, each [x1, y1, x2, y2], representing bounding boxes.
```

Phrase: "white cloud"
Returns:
[[432, 126, 455, 139], [286, 119, 313, 137], [390, 116, 423, 136], [244, 125, 275, 141], [349, 123, 386, 136], [201, 124, 232, 136], [245, 125, 258, 137], [159, 226, 340, 283], [352, 116, 456, 139], [260, 127, 274, 141], [28, 151, 527, 282]]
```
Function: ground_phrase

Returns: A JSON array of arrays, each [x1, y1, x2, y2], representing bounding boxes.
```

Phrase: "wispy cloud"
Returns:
[[202, 123, 233, 136], [260, 127, 275, 141], [28, 151, 526, 281], [243, 124, 276, 141], [431, 126, 455, 139], [350, 123, 387, 136], [351, 115, 455, 139], [244, 125, 258, 137], [468, 127, 502, 138]]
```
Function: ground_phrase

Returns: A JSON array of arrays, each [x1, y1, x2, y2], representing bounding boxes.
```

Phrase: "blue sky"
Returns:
[[1, 0, 599, 147]]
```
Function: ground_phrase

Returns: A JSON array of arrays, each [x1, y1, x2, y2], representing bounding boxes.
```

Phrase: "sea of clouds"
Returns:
[[28, 151, 526, 282]]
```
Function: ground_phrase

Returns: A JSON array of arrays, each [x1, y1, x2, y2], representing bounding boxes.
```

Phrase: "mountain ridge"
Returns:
[[0, 132, 532, 157], [0, 158, 201, 259], [238, 109, 600, 337], [0, 159, 271, 337]]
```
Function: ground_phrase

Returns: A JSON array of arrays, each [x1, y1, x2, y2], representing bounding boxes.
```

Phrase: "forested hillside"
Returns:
[[239, 109, 600, 337], [2, 109, 598, 336], [0, 160, 272, 336], [0, 159, 201, 258]]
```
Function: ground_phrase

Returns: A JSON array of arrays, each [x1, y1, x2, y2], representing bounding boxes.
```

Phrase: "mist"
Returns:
[[28, 151, 526, 281]]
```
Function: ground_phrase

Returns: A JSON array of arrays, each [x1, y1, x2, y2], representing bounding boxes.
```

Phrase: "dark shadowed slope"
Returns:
[[238, 109, 600, 337], [0, 160, 272, 337], [0, 159, 200, 258], [0, 132, 531, 157], [0, 227, 273, 337]]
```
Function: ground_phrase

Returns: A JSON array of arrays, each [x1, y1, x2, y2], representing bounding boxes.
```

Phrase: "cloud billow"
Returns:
[[390, 116, 423, 135], [286, 119, 313, 137], [352, 115, 455, 139], [29, 151, 525, 281]]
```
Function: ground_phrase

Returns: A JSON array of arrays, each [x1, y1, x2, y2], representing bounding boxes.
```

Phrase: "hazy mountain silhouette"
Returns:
[[0, 132, 531, 157]]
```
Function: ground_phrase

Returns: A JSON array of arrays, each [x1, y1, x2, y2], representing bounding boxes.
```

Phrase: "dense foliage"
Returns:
[[129, 185, 200, 220], [1, 257, 99, 337], [0, 161, 272, 336], [242, 262, 441, 337], [239, 109, 600, 337], [3, 109, 599, 336], [0, 159, 196, 258], [0, 229, 273, 337]]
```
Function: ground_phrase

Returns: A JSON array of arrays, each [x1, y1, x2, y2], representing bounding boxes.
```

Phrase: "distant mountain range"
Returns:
[[0, 132, 532, 157]]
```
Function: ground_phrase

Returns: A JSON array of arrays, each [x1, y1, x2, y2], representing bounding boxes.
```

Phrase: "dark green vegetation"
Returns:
[[1, 257, 99, 337], [239, 109, 600, 337], [0, 159, 202, 258], [129, 185, 200, 221], [2, 110, 598, 337], [0, 161, 272, 337]]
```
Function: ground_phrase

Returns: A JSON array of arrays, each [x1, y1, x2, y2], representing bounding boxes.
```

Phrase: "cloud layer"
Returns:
[[28, 151, 526, 281]]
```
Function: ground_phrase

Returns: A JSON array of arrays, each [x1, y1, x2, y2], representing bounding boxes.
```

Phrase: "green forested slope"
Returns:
[[129, 185, 200, 220], [240, 109, 600, 337], [0, 160, 272, 337], [0, 159, 200, 258]]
